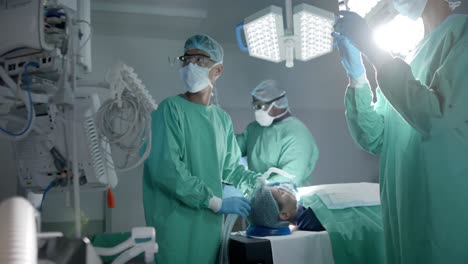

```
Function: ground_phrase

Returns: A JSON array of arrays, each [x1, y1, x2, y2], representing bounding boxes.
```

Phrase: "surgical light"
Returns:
[[293, 4, 335, 61], [243, 6, 284, 63], [236, 0, 334, 68]]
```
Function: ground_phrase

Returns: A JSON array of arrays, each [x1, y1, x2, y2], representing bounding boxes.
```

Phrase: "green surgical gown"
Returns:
[[143, 95, 259, 264], [236, 117, 319, 186], [345, 15, 468, 263]]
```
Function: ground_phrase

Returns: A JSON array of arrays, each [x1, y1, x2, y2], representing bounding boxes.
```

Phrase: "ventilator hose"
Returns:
[[219, 214, 239, 264], [0, 197, 37, 264], [218, 180, 264, 264]]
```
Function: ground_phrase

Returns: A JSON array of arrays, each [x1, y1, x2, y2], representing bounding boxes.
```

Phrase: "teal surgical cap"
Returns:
[[248, 186, 290, 228], [184, 34, 224, 63], [251, 80, 289, 109]]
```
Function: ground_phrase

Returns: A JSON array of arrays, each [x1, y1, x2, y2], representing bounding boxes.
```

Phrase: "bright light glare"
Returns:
[[347, 0, 380, 17], [244, 13, 283, 62], [374, 15, 424, 56]]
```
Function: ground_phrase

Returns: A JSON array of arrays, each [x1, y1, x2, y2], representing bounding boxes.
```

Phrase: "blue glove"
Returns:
[[334, 11, 373, 55], [332, 32, 365, 79], [218, 197, 251, 218]]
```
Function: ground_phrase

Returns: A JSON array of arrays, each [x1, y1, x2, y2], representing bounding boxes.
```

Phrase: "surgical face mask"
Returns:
[[179, 63, 219, 93], [255, 103, 288, 127], [393, 0, 428, 20]]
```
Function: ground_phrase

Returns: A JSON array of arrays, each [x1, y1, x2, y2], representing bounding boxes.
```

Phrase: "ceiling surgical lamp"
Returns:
[[236, 0, 335, 68]]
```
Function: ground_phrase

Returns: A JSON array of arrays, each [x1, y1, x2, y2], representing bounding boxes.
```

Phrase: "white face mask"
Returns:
[[255, 103, 288, 127], [179, 63, 220, 93], [393, 0, 428, 20]]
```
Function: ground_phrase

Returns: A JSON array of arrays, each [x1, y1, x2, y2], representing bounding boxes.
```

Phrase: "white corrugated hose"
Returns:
[[0, 197, 37, 264]]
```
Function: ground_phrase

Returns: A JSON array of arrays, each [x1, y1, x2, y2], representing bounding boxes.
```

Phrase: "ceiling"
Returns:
[[91, 0, 339, 42]]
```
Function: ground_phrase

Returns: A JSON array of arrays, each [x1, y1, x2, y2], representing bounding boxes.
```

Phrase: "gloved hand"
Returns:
[[332, 32, 365, 79], [334, 11, 393, 69], [334, 11, 373, 55], [218, 196, 251, 218]]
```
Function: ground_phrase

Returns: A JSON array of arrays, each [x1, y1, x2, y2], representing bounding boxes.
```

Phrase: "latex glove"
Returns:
[[332, 32, 365, 79], [334, 11, 393, 68], [218, 197, 251, 218], [334, 11, 373, 55]]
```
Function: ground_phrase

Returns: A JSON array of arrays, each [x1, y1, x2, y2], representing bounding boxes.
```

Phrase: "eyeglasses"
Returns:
[[177, 53, 214, 68], [252, 102, 271, 111], [251, 94, 286, 111]]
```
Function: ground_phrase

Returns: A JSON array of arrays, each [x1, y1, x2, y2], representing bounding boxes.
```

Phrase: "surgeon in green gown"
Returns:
[[236, 80, 319, 186], [333, 0, 468, 262], [143, 34, 260, 264]]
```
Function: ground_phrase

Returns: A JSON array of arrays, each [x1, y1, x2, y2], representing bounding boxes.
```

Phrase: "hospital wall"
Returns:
[[0, 33, 379, 233]]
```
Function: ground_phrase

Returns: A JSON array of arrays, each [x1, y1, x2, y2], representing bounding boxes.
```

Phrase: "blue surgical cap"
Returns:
[[184, 34, 224, 63], [248, 186, 290, 228], [251, 80, 289, 109]]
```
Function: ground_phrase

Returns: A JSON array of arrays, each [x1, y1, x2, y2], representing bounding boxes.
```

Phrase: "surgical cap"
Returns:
[[251, 80, 289, 109], [184, 34, 224, 63], [248, 186, 290, 228]]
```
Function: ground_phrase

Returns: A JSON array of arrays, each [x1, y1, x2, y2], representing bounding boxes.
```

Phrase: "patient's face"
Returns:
[[270, 187, 297, 214]]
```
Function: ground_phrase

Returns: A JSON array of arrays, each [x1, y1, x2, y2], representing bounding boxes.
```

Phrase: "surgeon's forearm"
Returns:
[[344, 87, 384, 154], [208, 196, 222, 212], [365, 46, 394, 71], [376, 58, 441, 136], [223, 165, 260, 196], [348, 73, 369, 88], [150, 161, 215, 210], [235, 133, 247, 156]]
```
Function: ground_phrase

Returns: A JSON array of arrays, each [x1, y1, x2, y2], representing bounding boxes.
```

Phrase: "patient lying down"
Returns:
[[248, 184, 325, 232]]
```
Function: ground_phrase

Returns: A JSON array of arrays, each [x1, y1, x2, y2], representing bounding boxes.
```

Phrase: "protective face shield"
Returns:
[[179, 62, 220, 93], [392, 0, 428, 20], [254, 102, 289, 127]]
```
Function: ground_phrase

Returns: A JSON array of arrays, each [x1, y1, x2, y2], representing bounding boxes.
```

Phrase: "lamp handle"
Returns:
[[235, 23, 249, 53]]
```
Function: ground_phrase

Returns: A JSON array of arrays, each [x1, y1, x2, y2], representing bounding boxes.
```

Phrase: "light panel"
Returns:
[[244, 6, 284, 63], [293, 4, 334, 61]]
